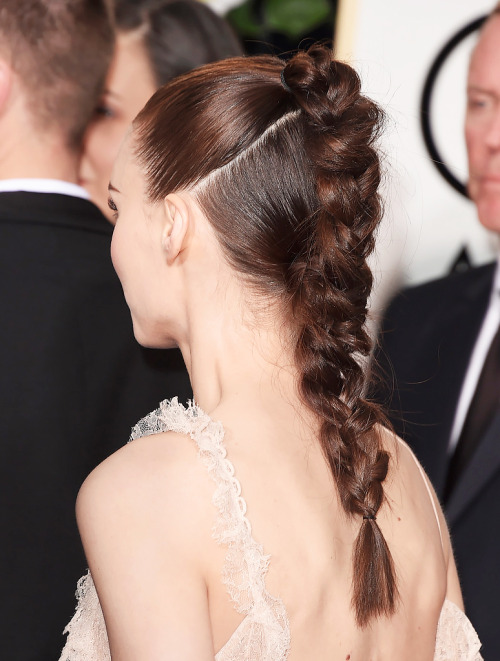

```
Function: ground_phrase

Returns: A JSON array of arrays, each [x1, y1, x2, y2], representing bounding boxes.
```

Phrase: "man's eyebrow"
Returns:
[[467, 85, 495, 95], [108, 183, 120, 193]]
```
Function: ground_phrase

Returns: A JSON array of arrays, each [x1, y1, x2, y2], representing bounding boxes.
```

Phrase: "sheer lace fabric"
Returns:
[[59, 398, 482, 660], [435, 600, 482, 661], [59, 571, 109, 661]]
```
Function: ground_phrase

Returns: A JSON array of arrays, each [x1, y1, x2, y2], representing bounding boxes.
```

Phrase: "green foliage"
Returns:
[[266, 0, 331, 39], [228, 1, 261, 38], [228, 0, 332, 40]]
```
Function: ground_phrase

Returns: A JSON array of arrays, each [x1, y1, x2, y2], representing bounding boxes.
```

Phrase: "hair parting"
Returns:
[[190, 110, 302, 197]]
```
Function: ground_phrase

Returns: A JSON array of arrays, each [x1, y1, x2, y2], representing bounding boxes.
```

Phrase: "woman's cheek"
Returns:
[[110, 226, 124, 282]]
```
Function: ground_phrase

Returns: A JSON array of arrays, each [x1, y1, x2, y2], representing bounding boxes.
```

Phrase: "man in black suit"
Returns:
[[374, 4, 500, 658], [0, 2, 191, 659]]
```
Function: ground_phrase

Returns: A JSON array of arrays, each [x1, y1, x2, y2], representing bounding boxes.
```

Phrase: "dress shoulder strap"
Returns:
[[141, 399, 290, 637]]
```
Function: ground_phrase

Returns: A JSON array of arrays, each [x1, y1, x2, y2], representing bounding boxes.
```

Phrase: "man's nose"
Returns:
[[485, 110, 500, 149]]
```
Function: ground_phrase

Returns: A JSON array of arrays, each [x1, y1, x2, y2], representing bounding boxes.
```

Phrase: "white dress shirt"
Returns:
[[448, 258, 500, 453], [0, 178, 89, 199]]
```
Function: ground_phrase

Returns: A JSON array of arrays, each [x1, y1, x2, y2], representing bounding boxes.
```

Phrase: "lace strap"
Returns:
[[132, 398, 289, 647], [180, 404, 275, 615], [134, 399, 272, 612]]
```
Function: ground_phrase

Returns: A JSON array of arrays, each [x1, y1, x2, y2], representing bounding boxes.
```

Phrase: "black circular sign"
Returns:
[[420, 16, 487, 198]]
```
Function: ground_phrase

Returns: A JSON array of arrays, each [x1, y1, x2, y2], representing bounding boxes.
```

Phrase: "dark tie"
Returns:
[[443, 318, 500, 503]]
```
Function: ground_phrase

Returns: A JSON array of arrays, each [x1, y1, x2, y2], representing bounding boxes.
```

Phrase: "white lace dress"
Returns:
[[58, 399, 482, 661]]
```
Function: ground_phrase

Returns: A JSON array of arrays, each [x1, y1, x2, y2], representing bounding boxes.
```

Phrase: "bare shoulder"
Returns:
[[76, 432, 217, 658], [376, 424, 452, 561], [376, 423, 431, 492], [77, 430, 215, 565], [375, 424, 464, 609]]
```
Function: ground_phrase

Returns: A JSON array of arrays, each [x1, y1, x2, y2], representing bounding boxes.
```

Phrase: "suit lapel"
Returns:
[[418, 268, 494, 493], [440, 271, 492, 432], [446, 409, 500, 526]]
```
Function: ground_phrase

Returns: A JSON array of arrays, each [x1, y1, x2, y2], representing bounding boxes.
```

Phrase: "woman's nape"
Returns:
[[79, 0, 243, 222]]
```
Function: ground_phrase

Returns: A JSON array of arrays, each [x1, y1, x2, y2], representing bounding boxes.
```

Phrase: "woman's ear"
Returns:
[[161, 193, 190, 263]]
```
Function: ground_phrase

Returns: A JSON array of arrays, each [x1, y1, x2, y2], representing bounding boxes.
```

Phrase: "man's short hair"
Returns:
[[0, 0, 114, 149]]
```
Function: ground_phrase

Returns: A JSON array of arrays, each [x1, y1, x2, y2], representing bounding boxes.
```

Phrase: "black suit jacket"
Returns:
[[0, 192, 192, 660], [373, 262, 499, 658]]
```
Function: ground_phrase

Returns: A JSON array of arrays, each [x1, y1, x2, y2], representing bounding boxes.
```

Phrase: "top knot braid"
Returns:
[[134, 44, 396, 628]]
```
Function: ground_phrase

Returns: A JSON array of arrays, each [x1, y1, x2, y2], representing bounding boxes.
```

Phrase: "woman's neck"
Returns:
[[178, 299, 299, 417]]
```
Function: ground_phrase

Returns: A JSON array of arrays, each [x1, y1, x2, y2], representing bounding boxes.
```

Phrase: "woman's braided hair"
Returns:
[[134, 43, 397, 627]]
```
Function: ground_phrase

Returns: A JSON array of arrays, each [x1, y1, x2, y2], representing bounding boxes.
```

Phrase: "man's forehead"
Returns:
[[468, 15, 500, 87]]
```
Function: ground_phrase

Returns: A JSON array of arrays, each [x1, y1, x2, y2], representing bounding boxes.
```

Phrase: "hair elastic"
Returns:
[[280, 69, 292, 93], [363, 514, 376, 520]]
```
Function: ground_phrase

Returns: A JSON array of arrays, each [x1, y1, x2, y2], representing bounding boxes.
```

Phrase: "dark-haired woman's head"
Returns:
[[130, 47, 383, 324], [109, 45, 396, 628], [79, 0, 242, 220]]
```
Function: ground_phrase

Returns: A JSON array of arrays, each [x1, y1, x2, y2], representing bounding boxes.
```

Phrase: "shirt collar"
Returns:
[[0, 178, 89, 200]]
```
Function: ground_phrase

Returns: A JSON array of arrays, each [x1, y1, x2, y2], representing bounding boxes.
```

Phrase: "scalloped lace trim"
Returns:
[[131, 398, 291, 660]]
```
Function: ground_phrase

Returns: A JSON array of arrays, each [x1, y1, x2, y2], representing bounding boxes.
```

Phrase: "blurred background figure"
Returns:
[[373, 4, 500, 657], [80, 0, 243, 221], [331, 0, 497, 322], [0, 1, 191, 658]]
